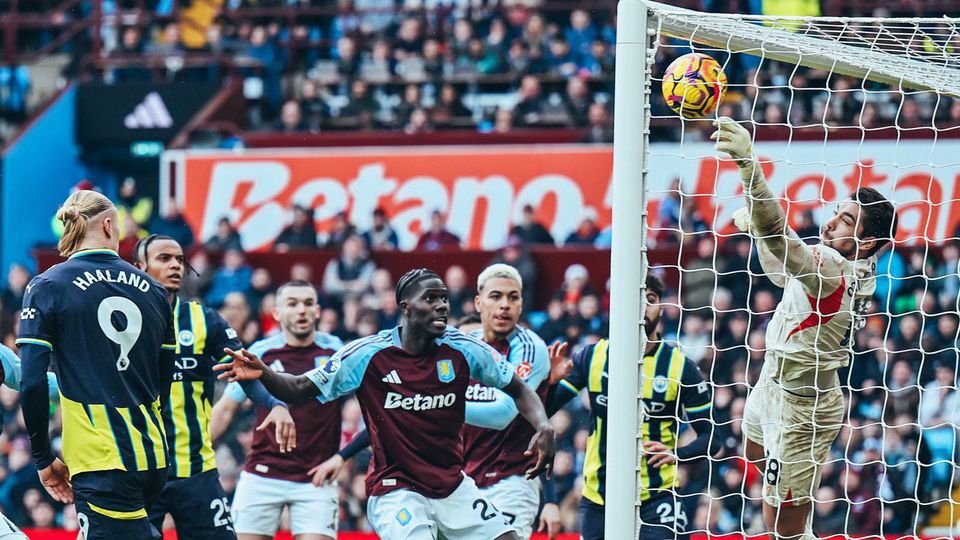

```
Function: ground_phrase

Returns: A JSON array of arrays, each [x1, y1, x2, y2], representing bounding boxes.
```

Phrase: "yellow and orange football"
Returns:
[[661, 53, 727, 118]]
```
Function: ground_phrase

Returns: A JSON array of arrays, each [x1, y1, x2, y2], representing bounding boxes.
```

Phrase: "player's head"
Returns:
[[475, 263, 523, 339], [396, 268, 448, 338], [55, 190, 118, 256], [821, 188, 898, 260], [274, 280, 320, 342], [644, 273, 666, 337], [133, 234, 184, 293]]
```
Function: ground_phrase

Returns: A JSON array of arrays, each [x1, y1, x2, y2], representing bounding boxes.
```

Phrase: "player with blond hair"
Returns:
[[17, 190, 177, 540]]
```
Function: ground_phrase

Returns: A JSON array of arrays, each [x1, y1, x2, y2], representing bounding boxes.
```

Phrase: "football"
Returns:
[[661, 52, 727, 118]]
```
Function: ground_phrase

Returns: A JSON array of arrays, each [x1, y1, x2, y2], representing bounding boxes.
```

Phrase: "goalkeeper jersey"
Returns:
[[756, 239, 876, 385], [16, 249, 176, 475]]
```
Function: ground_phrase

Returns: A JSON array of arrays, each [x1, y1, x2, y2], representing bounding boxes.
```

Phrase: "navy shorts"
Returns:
[[73, 468, 167, 540], [148, 469, 235, 540], [579, 494, 689, 540], [579, 498, 605, 540], [639, 492, 690, 540]]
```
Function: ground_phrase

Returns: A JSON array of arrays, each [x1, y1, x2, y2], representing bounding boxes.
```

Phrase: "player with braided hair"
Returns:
[[215, 268, 555, 539], [132, 234, 295, 539]]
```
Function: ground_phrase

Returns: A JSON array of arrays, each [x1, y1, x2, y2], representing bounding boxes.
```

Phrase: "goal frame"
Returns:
[[607, 0, 960, 534]]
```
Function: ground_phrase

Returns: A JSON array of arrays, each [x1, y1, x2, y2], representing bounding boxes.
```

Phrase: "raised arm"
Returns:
[[713, 118, 843, 295], [214, 348, 320, 405]]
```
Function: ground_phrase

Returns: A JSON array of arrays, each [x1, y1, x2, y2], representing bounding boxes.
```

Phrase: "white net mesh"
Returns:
[[634, 2, 960, 538]]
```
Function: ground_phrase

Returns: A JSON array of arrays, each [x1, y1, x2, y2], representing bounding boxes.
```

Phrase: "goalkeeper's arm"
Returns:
[[712, 118, 842, 294]]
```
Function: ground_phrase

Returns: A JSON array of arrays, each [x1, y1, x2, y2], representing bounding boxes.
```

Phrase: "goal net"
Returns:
[[607, 1, 960, 537]]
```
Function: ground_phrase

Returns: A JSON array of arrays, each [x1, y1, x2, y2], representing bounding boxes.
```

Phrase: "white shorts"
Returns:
[[0, 513, 25, 539], [743, 370, 844, 508], [231, 471, 338, 537], [367, 474, 515, 540], [479, 475, 540, 539]]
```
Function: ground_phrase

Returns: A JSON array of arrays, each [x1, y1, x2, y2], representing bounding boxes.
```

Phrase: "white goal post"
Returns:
[[608, 0, 960, 536]]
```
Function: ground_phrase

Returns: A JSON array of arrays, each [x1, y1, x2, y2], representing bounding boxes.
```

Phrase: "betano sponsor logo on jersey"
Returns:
[[384, 391, 456, 411], [465, 383, 498, 402]]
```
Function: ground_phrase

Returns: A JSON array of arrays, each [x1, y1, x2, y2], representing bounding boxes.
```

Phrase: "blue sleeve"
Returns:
[[337, 429, 370, 460], [443, 329, 513, 389], [224, 381, 248, 403], [676, 358, 717, 461], [306, 334, 388, 403], [465, 331, 549, 430], [239, 380, 284, 409], [0, 344, 21, 391]]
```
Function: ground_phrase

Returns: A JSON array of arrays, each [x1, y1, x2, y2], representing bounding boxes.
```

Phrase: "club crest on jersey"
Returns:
[[516, 361, 533, 379], [437, 359, 455, 383], [396, 508, 412, 526], [653, 376, 669, 393], [178, 330, 195, 347]]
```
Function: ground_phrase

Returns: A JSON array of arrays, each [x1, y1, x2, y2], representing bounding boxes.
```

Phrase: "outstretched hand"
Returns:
[[710, 117, 754, 164], [214, 348, 267, 382]]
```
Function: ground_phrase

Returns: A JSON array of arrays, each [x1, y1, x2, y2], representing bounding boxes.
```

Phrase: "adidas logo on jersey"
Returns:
[[382, 370, 402, 384], [384, 391, 456, 411], [124, 92, 173, 129]]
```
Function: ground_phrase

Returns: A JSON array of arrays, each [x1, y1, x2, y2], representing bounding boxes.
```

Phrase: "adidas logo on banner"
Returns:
[[124, 92, 173, 129], [381, 370, 402, 384]]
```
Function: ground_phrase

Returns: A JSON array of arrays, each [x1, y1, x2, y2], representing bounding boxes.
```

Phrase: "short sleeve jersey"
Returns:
[[241, 333, 344, 483], [306, 326, 513, 498], [16, 249, 176, 474], [461, 326, 550, 487]]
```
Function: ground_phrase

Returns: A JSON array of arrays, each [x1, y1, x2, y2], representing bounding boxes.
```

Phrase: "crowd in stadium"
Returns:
[[6, 0, 960, 144], [0, 179, 954, 535]]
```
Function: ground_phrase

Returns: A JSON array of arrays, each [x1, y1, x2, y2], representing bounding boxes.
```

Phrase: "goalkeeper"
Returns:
[[712, 118, 898, 540]]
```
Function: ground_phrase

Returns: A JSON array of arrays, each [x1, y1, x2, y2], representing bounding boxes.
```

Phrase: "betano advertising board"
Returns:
[[161, 140, 960, 251]]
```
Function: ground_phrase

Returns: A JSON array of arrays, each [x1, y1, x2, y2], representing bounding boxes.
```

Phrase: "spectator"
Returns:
[[322, 235, 375, 303], [431, 84, 472, 127], [582, 39, 614, 76], [415, 210, 461, 251], [338, 79, 379, 129], [489, 234, 538, 310], [324, 211, 357, 249], [299, 79, 329, 130], [395, 84, 422, 127], [205, 217, 243, 252], [205, 249, 253, 308], [565, 213, 600, 246], [247, 267, 274, 314], [147, 200, 196, 250], [514, 75, 547, 127], [565, 9, 597, 64], [492, 108, 515, 134], [918, 359, 959, 429], [361, 207, 399, 251], [1, 264, 30, 319], [275, 99, 310, 133], [445, 265, 472, 318], [116, 177, 154, 235], [564, 77, 592, 127], [334, 36, 360, 79], [547, 36, 578, 77], [554, 263, 596, 316], [582, 102, 613, 143], [404, 108, 433, 134], [274, 204, 318, 251], [510, 204, 554, 246], [219, 291, 252, 334], [813, 486, 847, 534], [421, 39, 445, 79]]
